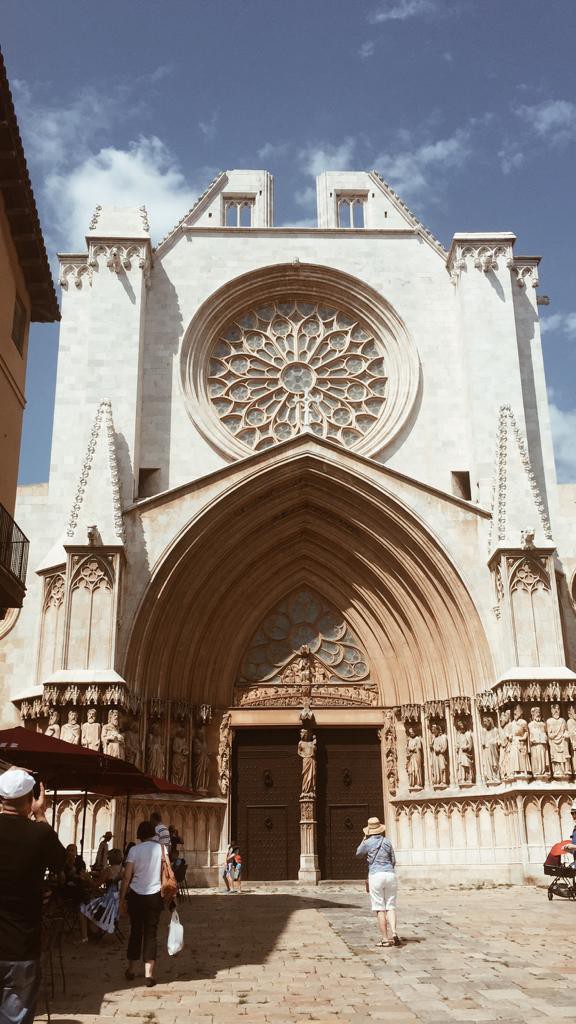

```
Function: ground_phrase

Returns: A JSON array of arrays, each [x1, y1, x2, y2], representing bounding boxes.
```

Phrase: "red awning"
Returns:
[[0, 727, 195, 797], [0, 726, 146, 793]]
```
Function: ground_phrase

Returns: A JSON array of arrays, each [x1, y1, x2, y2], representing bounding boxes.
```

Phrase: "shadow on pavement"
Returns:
[[40, 892, 352, 1019]]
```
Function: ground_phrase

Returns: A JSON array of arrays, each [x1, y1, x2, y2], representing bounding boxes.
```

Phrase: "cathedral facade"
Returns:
[[2, 170, 576, 883]]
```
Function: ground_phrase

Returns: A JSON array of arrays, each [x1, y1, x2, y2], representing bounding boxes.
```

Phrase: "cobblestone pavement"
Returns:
[[38, 883, 576, 1024]]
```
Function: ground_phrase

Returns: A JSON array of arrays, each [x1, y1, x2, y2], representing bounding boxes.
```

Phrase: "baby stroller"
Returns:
[[543, 840, 576, 900]]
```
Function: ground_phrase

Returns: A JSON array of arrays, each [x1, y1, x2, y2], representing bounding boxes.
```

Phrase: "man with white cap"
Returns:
[[0, 766, 66, 1023]]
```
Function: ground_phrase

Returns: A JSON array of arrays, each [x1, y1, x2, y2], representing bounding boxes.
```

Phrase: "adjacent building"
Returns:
[[0, 49, 59, 616], [1, 168, 575, 883]]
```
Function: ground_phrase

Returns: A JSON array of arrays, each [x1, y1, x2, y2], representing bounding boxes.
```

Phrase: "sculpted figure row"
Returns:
[[488, 703, 576, 782], [406, 717, 472, 791], [43, 707, 210, 790], [404, 703, 576, 791]]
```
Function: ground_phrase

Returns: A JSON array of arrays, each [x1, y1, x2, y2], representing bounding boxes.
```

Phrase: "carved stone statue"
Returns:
[[567, 706, 576, 774], [146, 721, 165, 778], [528, 706, 550, 778], [81, 707, 101, 751], [429, 722, 448, 787], [546, 704, 571, 778], [454, 718, 475, 785], [61, 709, 81, 745], [481, 715, 500, 783], [217, 712, 232, 796], [192, 725, 210, 794], [499, 708, 512, 780], [406, 725, 424, 790], [45, 710, 60, 739], [298, 729, 317, 797], [295, 646, 313, 692], [124, 718, 141, 766], [101, 709, 125, 759], [312, 660, 330, 685], [171, 727, 189, 788], [508, 704, 530, 777]]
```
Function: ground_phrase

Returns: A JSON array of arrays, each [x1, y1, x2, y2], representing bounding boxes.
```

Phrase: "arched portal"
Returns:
[[124, 446, 492, 879], [124, 450, 492, 706]]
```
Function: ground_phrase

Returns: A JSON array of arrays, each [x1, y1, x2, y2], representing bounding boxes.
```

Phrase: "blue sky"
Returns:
[[4, 0, 576, 483]]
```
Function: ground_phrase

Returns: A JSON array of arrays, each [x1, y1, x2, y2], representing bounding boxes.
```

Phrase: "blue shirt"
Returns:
[[355, 835, 396, 874]]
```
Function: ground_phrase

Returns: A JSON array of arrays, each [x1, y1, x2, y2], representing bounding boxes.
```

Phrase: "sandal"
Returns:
[[392, 934, 401, 946], [377, 939, 392, 947]]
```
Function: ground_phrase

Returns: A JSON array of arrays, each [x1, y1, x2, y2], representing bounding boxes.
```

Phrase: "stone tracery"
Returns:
[[207, 300, 388, 451]]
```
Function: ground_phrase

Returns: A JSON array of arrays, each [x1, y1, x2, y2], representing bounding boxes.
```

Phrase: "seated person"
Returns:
[[80, 849, 123, 935], [168, 825, 184, 864], [60, 844, 92, 941]]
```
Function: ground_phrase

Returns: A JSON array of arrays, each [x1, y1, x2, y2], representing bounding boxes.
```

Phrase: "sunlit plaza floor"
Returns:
[[37, 882, 576, 1024]]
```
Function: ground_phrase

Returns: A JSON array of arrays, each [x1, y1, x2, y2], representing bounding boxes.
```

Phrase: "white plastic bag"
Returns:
[[167, 909, 184, 956]]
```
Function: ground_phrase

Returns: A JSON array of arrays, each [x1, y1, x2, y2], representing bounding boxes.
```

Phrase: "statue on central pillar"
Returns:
[[297, 728, 320, 883], [298, 729, 317, 797]]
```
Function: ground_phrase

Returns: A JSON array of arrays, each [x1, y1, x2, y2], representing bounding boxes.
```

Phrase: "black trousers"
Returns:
[[0, 959, 40, 1024], [126, 890, 163, 962]]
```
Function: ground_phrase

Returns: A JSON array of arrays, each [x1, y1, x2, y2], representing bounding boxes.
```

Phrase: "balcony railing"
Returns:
[[0, 502, 29, 592]]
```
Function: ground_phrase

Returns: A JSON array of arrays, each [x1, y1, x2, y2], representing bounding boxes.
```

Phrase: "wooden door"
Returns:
[[232, 728, 301, 880], [317, 729, 384, 879]]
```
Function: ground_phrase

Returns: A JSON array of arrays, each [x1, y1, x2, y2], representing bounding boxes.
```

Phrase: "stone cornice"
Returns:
[[446, 232, 516, 284], [58, 238, 153, 289], [510, 255, 540, 289]]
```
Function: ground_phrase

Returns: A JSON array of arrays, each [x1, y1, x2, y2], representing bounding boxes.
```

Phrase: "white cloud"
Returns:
[[13, 80, 126, 167], [13, 77, 201, 249], [299, 138, 356, 178], [549, 402, 576, 482], [257, 141, 289, 160], [199, 112, 218, 140], [359, 40, 376, 59], [516, 99, 576, 145], [369, 0, 436, 23], [45, 136, 198, 249], [374, 128, 471, 199], [540, 312, 576, 339], [295, 139, 356, 209], [498, 144, 524, 174]]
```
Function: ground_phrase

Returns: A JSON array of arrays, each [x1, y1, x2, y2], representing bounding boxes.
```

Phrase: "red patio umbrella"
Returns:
[[0, 728, 197, 851]]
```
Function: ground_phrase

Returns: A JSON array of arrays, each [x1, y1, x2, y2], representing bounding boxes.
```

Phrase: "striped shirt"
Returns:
[[154, 823, 171, 847]]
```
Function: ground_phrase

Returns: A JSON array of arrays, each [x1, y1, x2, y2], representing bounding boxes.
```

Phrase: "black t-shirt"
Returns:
[[0, 814, 66, 959]]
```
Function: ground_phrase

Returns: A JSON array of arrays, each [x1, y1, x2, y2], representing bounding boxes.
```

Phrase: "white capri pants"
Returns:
[[368, 870, 397, 912]]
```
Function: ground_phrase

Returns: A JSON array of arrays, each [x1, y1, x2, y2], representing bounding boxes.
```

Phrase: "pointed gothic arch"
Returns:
[[124, 449, 493, 707]]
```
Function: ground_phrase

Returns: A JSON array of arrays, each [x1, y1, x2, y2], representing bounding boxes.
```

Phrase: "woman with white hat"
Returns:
[[356, 816, 400, 947]]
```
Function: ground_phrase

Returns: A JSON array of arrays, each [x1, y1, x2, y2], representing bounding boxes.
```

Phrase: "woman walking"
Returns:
[[356, 817, 400, 948], [119, 820, 163, 986]]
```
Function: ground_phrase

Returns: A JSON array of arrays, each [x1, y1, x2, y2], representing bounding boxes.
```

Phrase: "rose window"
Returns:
[[207, 300, 388, 451]]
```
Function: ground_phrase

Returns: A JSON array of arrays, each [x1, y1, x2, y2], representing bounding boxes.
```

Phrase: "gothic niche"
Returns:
[[207, 300, 387, 451], [233, 588, 377, 708], [37, 572, 66, 680], [508, 556, 556, 667], [66, 556, 114, 669]]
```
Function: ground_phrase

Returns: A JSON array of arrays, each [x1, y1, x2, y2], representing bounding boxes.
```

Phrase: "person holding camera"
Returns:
[[0, 767, 66, 1023]]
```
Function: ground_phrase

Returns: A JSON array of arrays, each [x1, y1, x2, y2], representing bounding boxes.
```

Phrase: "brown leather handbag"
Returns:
[[160, 845, 178, 904]]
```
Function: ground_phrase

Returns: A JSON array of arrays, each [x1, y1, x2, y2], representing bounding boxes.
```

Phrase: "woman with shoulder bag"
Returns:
[[119, 820, 164, 986], [356, 816, 400, 948]]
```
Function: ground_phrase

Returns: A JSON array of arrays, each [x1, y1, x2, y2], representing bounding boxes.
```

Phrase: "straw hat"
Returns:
[[363, 816, 386, 836]]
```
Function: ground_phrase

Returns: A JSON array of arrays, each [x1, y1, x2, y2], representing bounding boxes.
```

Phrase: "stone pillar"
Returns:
[[298, 794, 320, 884]]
